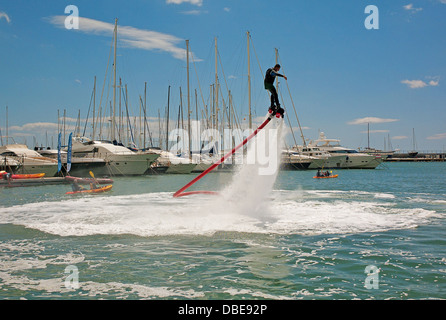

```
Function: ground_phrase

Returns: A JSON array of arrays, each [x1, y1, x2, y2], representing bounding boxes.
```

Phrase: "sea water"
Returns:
[[0, 124, 445, 299]]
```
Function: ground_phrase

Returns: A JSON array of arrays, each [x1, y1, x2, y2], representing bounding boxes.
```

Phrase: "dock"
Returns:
[[0, 177, 69, 188], [384, 152, 446, 162]]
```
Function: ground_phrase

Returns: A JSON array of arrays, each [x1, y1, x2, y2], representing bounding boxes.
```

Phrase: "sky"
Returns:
[[0, 0, 445, 152]]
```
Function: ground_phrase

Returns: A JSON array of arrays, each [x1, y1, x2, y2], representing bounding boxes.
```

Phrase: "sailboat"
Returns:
[[360, 123, 395, 159], [408, 128, 418, 157]]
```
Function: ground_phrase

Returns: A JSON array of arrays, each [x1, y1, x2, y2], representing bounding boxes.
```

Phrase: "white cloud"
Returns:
[[224, 7, 231, 12], [427, 133, 446, 140], [401, 79, 427, 88], [401, 79, 440, 89], [9, 122, 60, 133], [166, 0, 203, 6], [348, 117, 399, 125], [181, 10, 202, 15], [0, 11, 11, 23], [361, 129, 389, 134], [392, 136, 408, 140], [46, 16, 196, 61], [403, 4, 422, 13], [428, 80, 439, 86]]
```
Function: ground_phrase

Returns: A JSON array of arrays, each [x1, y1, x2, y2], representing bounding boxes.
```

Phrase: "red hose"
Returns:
[[173, 115, 273, 198]]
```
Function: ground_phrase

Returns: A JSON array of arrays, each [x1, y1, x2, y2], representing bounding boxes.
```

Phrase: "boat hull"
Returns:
[[66, 184, 113, 195], [165, 163, 197, 174], [11, 173, 46, 179], [104, 153, 160, 175], [313, 174, 339, 179]]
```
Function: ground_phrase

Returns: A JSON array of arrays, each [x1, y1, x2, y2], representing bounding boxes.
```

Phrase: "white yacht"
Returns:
[[150, 149, 196, 174], [191, 153, 215, 173], [0, 144, 59, 176], [359, 147, 395, 160], [280, 150, 314, 170], [70, 137, 160, 176], [0, 155, 21, 173], [308, 132, 383, 169], [38, 147, 108, 177], [290, 145, 347, 169]]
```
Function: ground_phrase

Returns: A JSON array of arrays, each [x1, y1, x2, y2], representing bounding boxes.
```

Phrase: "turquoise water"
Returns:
[[0, 162, 445, 300]]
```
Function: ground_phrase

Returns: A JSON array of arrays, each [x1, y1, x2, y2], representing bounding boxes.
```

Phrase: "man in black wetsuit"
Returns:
[[264, 64, 287, 117]]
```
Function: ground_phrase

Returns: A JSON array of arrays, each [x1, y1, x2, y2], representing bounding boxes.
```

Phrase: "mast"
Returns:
[[186, 40, 191, 160], [144, 82, 147, 149], [412, 128, 416, 151], [214, 37, 219, 134], [5, 105, 8, 145], [63, 109, 66, 145], [165, 85, 170, 151], [112, 18, 118, 142], [195, 89, 200, 155], [92, 76, 96, 138], [118, 78, 122, 142], [367, 122, 370, 149], [158, 109, 162, 149], [275, 48, 279, 89], [247, 31, 252, 130], [211, 84, 215, 130]]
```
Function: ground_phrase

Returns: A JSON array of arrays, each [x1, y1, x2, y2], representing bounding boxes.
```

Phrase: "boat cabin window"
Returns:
[[0, 152, 18, 157]]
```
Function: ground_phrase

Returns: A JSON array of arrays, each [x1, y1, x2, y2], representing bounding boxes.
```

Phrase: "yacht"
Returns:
[[70, 137, 160, 176], [191, 153, 215, 173], [280, 150, 314, 170], [290, 145, 347, 169], [308, 132, 383, 169], [150, 149, 196, 174], [38, 147, 108, 177], [359, 147, 395, 160], [0, 144, 59, 176], [0, 155, 20, 173]]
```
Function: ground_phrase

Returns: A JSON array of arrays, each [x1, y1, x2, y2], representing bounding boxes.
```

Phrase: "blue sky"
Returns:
[[1, 0, 445, 152]]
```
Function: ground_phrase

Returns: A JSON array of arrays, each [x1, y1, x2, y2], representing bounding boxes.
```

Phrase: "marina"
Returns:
[[1, 0, 445, 305], [0, 161, 445, 300]]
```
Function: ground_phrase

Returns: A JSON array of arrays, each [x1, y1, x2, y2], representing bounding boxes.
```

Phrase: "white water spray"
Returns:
[[212, 118, 285, 219]]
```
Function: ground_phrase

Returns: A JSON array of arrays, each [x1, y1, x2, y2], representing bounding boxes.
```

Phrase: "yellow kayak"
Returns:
[[66, 184, 113, 195], [313, 174, 338, 179]]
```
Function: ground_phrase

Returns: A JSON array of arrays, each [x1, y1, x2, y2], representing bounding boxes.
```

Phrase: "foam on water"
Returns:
[[1, 190, 436, 237], [0, 119, 441, 238]]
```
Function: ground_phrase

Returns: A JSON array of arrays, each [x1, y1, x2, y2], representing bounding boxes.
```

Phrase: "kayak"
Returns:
[[313, 174, 338, 179], [66, 184, 113, 195], [4, 173, 46, 179], [65, 176, 114, 185]]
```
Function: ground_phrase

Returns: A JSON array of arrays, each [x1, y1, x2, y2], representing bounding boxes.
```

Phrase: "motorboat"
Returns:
[[359, 147, 395, 160], [38, 147, 108, 177], [0, 144, 59, 176], [149, 149, 196, 174], [70, 137, 160, 176], [290, 145, 347, 169], [280, 150, 314, 170], [308, 132, 383, 169], [191, 153, 215, 173]]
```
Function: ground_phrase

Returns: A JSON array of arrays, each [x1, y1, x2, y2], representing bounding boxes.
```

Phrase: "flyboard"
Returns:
[[173, 109, 283, 198]]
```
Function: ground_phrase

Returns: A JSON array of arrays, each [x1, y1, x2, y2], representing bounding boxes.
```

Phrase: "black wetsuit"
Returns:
[[264, 68, 285, 108]]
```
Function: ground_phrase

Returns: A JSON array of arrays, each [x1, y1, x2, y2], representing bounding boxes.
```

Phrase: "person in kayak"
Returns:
[[71, 181, 86, 192], [264, 64, 287, 117]]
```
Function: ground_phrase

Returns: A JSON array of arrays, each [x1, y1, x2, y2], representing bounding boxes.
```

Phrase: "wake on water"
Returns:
[[0, 117, 439, 237]]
